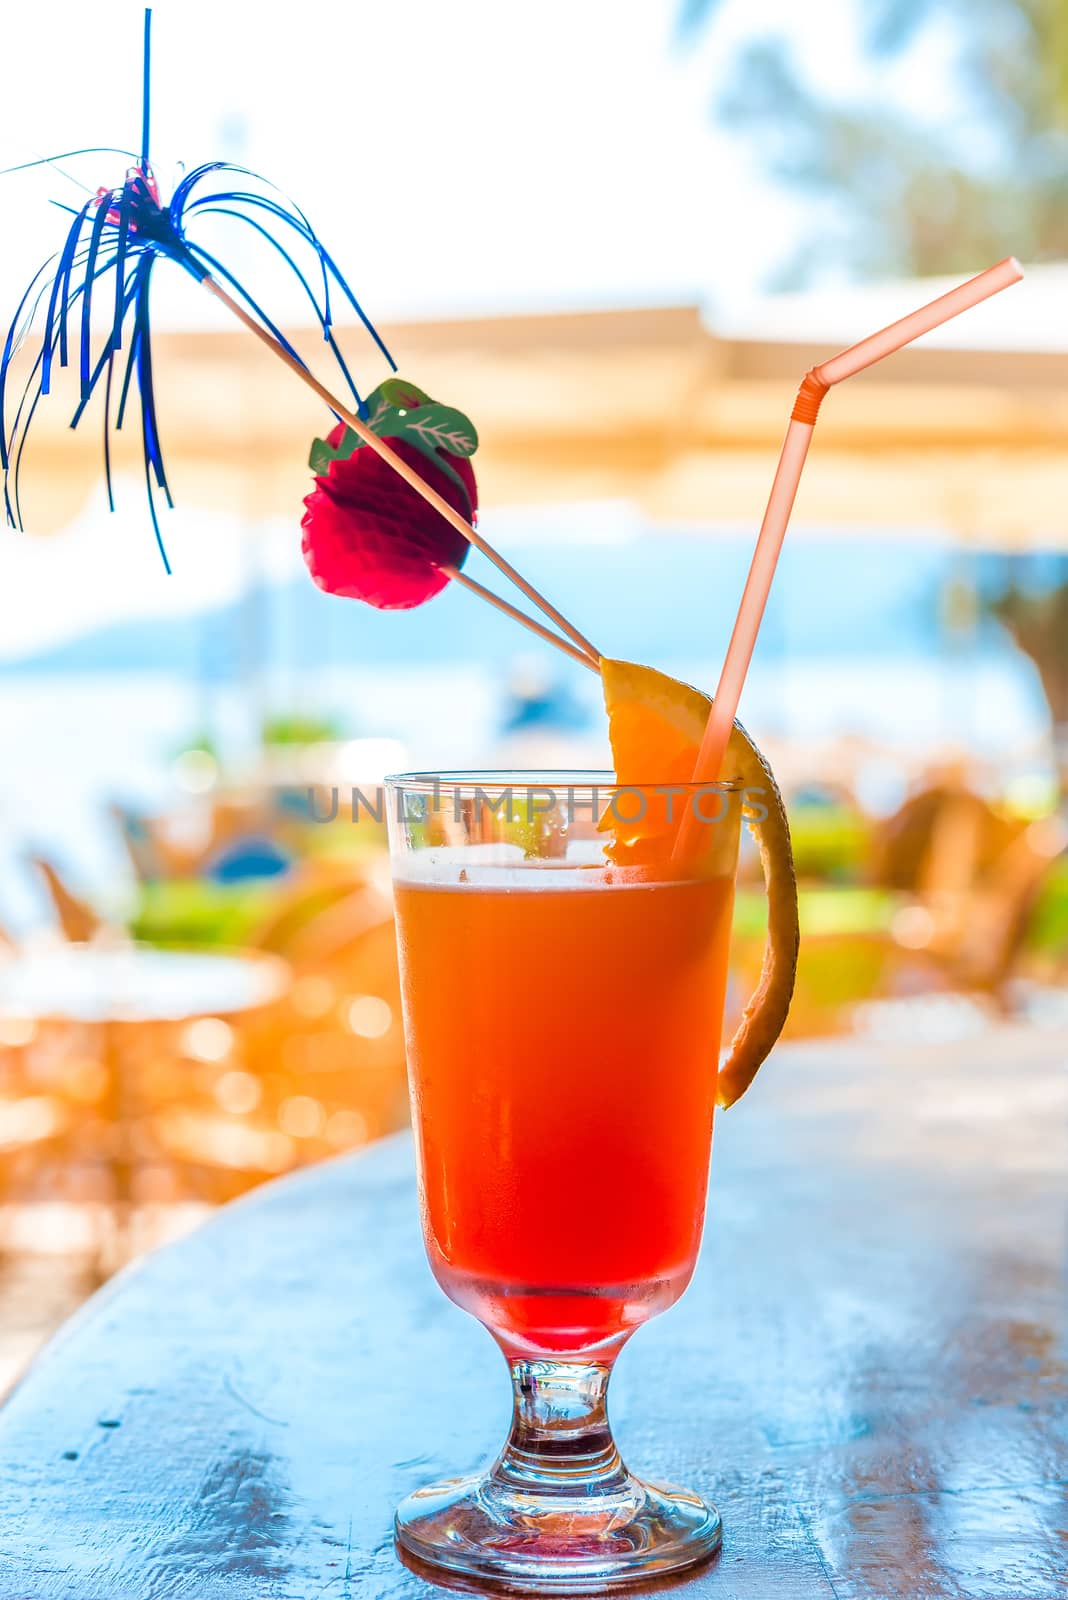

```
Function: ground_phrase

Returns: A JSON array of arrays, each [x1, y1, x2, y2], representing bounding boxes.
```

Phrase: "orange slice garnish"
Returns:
[[601, 658, 799, 1108]]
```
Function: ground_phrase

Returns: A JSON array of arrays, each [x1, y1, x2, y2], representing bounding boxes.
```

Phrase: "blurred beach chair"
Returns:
[[150, 859, 407, 1204], [202, 835, 293, 885], [945, 815, 1066, 993], [248, 861, 378, 960], [111, 797, 294, 886], [872, 780, 1016, 891], [24, 855, 103, 945], [873, 779, 1065, 996], [109, 803, 170, 884]]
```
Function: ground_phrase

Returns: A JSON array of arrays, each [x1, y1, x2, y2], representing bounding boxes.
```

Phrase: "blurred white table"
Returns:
[[0, 945, 286, 1024], [0, 945, 288, 1269]]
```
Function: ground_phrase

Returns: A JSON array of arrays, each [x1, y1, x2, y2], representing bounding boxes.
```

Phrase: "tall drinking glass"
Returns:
[[386, 771, 743, 1591]]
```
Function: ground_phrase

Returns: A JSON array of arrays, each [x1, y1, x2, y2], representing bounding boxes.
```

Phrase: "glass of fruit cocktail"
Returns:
[[386, 665, 799, 1591]]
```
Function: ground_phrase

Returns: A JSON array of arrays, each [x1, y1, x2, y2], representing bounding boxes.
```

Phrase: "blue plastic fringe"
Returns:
[[0, 7, 395, 567]]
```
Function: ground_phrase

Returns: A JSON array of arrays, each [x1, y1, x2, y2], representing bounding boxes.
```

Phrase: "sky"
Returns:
[[0, 0, 971, 323], [0, 0, 1041, 658]]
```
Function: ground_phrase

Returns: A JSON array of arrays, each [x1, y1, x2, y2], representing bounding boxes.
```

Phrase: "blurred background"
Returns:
[[0, 0, 1064, 1386]]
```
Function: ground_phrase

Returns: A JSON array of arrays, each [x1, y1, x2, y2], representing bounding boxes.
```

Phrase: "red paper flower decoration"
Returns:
[[302, 423, 477, 610]]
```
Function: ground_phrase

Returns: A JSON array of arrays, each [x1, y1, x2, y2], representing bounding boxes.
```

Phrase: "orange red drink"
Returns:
[[392, 780, 740, 1358]]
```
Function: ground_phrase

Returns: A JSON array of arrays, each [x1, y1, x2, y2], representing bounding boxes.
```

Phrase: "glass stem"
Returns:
[[494, 1358, 630, 1495]]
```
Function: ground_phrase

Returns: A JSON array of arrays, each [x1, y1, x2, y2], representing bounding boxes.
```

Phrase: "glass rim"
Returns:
[[384, 768, 744, 796]]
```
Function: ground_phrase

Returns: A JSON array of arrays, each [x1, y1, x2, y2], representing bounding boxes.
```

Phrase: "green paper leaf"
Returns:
[[364, 391, 394, 431], [307, 377, 477, 529], [308, 425, 362, 477], [401, 403, 479, 458], [374, 402, 478, 458], [363, 377, 433, 429], [377, 376, 434, 409], [335, 425, 362, 458], [308, 436, 338, 476]]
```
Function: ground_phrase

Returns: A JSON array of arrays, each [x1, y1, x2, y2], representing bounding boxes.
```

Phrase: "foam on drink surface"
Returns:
[[392, 842, 724, 892]]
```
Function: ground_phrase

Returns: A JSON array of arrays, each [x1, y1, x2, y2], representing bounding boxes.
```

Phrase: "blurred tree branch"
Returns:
[[990, 562, 1068, 791], [992, 581, 1068, 729], [686, 0, 1068, 280], [682, 0, 1068, 788], [675, 0, 726, 41]]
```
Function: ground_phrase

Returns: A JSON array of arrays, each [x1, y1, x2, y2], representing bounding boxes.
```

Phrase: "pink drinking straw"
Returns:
[[675, 256, 1024, 857]]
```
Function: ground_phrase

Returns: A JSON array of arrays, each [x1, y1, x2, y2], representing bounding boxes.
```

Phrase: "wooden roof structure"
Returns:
[[11, 266, 1068, 545]]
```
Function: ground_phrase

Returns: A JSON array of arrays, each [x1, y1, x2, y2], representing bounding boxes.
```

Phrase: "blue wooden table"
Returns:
[[0, 1027, 1064, 1598]]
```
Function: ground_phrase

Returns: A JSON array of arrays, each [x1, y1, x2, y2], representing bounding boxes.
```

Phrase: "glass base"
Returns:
[[395, 1468, 721, 1593]]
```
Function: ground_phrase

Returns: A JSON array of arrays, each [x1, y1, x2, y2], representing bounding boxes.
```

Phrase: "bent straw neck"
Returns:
[[680, 255, 1025, 811], [789, 258, 1023, 433], [791, 371, 830, 425]]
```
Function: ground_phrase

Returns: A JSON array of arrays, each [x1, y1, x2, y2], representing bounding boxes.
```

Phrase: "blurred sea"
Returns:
[[0, 533, 1050, 928]]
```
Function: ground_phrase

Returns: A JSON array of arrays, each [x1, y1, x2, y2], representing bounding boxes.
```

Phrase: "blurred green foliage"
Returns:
[[172, 731, 219, 760], [679, 0, 1068, 282], [734, 886, 897, 938], [1026, 856, 1068, 952], [989, 574, 1068, 788], [262, 712, 346, 747], [130, 880, 278, 949], [733, 888, 899, 1033], [792, 933, 893, 1021], [682, 0, 1068, 787], [786, 803, 871, 882]]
